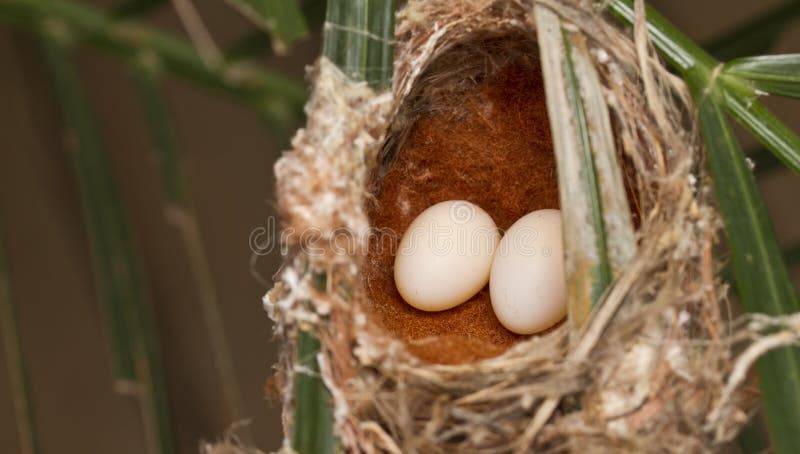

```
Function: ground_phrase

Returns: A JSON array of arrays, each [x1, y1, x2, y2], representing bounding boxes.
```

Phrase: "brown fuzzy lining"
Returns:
[[364, 40, 559, 364]]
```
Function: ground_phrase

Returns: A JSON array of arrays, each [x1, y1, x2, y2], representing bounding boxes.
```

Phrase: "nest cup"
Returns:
[[266, 0, 753, 451], [365, 32, 562, 365]]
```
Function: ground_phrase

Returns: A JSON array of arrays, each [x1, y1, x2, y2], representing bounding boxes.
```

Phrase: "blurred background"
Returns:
[[0, 0, 797, 453]]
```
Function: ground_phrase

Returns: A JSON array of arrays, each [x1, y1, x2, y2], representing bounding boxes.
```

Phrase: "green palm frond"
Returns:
[[0, 0, 306, 128], [609, 2, 800, 452], [40, 27, 175, 454]]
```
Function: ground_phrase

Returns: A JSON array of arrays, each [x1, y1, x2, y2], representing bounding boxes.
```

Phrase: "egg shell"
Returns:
[[394, 200, 500, 312], [490, 209, 566, 334]]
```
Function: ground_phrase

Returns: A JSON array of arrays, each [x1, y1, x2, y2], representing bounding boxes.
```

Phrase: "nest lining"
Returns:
[[364, 34, 559, 365], [262, 0, 769, 452]]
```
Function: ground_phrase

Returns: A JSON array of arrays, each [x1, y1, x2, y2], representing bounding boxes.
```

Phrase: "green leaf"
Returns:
[[608, 2, 800, 451], [40, 29, 176, 454], [0, 229, 41, 454], [704, 1, 800, 60], [608, 2, 800, 176], [735, 416, 769, 454], [39, 21, 137, 385], [225, 1, 326, 61], [725, 54, 800, 99], [224, 0, 308, 54], [722, 82, 800, 174], [686, 68, 800, 454], [131, 62, 185, 204], [0, 0, 307, 113], [363, 0, 394, 89]]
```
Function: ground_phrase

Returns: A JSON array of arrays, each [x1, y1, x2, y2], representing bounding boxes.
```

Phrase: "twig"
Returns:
[[633, 0, 669, 175]]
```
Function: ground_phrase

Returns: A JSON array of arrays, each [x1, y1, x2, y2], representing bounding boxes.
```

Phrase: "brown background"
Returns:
[[0, 1, 797, 453]]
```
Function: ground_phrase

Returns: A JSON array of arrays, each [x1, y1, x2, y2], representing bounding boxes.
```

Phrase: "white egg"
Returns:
[[394, 200, 500, 311], [490, 209, 566, 334]]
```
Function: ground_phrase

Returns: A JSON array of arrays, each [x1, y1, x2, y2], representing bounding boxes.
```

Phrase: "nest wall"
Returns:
[[266, 0, 755, 452]]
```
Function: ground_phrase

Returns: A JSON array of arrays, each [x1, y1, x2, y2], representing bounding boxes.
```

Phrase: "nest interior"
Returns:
[[364, 35, 560, 365]]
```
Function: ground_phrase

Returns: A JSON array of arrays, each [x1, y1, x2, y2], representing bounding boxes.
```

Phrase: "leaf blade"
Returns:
[[40, 22, 137, 384], [722, 82, 800, 174], [40, 29, 176, 454], [0, 0, 307, 113], [686, 68, 800, 454], [323, 0, 395, 89], [725, 54, 800, 98]]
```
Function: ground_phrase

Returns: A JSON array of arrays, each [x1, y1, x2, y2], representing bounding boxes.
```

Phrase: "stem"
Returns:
[[39, 18, 137, 384], [364, 0, 394, 89], [292, 331, 335, 454], [610, 2, 800, 177], [606, 0, 717, 72], [169, 0, 221, 66], [224, 0, 329, 61], [722, 83, 800, 175], [0, 0, 306, 115], [323, 0, 395, 89], [223, 0, 308, 54], [290, 3, 395, 452]]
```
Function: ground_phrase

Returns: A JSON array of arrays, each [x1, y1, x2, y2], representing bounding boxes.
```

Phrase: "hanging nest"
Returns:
[[261, 0, 773, 452]]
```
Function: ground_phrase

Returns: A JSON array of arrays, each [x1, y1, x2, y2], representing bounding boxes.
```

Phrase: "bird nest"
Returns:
[[249, 0, 781, 452]]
